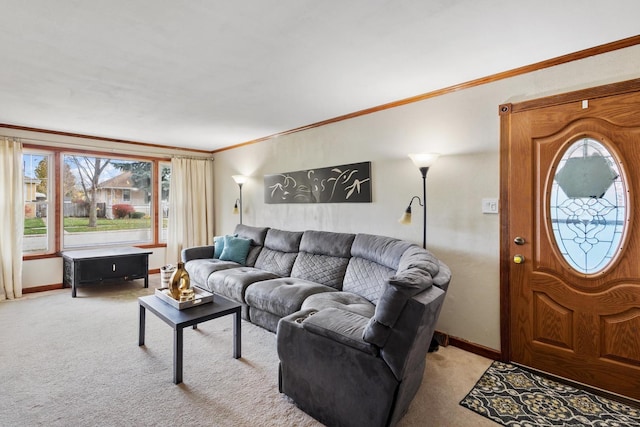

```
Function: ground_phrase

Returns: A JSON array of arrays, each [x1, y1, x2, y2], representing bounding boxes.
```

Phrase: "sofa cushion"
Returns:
[[298, 230, 355, 258], [208, 267, 280, 303], [350, 234, 413, 270], [184, 258, 239, 290], [255, 249, 298, 276], [219, 235, 252, 265], [262, 228, 303, 252], [301, 308, 377, 355], [343, 258, 395, 305], [291, 254, 350, 289], [342, 234, 413, 304], [302, 292, 375, 318], [254, 229, 303, 276], [234, 224, 268, 246], [245, 277, 335, 318], [291, 230, 355, 289], [234, 224, 269, 267]]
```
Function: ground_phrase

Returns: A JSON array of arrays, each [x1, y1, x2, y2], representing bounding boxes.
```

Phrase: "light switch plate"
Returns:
[[482, 198, 499, 214]]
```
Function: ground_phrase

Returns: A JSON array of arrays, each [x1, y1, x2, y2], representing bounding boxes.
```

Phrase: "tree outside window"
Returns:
[[63, 155, 152, 248]]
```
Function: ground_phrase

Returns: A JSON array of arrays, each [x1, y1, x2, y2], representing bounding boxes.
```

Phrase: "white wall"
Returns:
[[213, 45, 640, 351]]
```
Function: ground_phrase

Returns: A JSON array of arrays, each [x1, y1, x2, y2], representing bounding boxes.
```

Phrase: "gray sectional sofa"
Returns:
[[182, 224, 451, 427]]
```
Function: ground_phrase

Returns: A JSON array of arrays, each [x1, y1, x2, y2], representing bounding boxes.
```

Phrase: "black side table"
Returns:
[[138, 293, 242, 384]]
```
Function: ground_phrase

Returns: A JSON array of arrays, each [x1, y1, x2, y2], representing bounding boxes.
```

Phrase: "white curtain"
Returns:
[[166, 157, 215, 264], [0, 137, 23, 300]]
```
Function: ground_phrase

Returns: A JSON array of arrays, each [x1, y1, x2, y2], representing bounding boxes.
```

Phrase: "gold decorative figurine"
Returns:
[[168, 262, 190, 300]]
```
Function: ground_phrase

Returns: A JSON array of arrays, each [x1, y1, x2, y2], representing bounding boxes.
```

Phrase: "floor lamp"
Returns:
[[399, 153, 440, 249], [232, 175, 248, 225], [400, 153, 440, 352]]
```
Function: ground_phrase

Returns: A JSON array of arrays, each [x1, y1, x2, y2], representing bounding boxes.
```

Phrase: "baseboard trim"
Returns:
[[23, 283, 64, 294], [433, 331, 501, 361]]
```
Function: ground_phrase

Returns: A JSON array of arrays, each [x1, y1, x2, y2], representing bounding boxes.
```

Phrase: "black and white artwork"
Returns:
[[264, 161, 372, 204]]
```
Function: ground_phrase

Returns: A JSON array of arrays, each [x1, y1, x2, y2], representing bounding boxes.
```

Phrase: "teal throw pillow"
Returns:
[[213, 233, 237, 259], [219, 235, 252, 265], [213, 235, 225, 259]]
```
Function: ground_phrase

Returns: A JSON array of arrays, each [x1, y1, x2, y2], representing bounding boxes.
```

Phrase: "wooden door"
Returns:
[[501, 79, 640, 400]]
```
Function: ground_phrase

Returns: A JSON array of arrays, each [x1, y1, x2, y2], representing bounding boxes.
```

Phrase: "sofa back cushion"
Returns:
[[234, 224, 269, 267], [343, 234, 413, 304], [254, 228, 303, 276], [291, 230, 355, 289]]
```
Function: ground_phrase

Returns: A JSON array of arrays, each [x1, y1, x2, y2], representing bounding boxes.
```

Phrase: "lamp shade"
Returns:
[[408, 153, 440, 169], [232, 175, 248, 185], [398, 209, 412, 224]]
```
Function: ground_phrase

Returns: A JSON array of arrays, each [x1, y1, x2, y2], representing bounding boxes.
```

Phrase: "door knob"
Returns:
[[514, 237, 525, 245], [513, 254, 525, 264]]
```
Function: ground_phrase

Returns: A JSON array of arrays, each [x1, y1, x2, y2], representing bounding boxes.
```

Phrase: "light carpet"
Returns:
[[0, 277, 494, 426]]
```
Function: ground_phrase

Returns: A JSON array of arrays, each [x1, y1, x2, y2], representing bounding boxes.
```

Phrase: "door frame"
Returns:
[[498, 77, 640, 362]]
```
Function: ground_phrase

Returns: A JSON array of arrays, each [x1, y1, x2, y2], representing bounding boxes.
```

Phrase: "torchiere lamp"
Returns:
[[401, 153, 440, 352], [232, 175, 248, 225], [399, 153, 440, 249]]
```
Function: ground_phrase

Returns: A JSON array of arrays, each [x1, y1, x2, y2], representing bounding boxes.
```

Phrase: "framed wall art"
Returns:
[[264, 161, 372, 204]]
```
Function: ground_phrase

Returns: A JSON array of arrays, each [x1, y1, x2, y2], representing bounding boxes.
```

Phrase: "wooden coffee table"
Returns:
[[138, 293, 241, 384]]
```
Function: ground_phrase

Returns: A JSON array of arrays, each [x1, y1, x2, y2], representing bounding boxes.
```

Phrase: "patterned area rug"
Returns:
[[460, 361, 640, 426]]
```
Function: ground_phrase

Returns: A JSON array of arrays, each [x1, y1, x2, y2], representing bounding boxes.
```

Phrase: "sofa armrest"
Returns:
[[300, 308, 377, 355], [181, 245, 215, 262]]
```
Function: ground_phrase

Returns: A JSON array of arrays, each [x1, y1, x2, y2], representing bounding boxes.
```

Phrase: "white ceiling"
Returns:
[[1, 1, 638, 151]]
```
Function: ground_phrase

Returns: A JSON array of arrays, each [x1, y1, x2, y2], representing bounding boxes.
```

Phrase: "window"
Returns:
[[23, 150, 54, 254], [159, 163, 171, 243], [22, 144, 170, 255], [62, 154, 153, 249], [550, 137, 626, 274]]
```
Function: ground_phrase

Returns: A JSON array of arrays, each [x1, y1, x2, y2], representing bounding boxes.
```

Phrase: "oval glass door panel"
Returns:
[[550, 137, 626, 274]]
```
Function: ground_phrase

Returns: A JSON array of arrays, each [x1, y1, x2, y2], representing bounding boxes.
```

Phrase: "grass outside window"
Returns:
[[24, 217, 154, 235]]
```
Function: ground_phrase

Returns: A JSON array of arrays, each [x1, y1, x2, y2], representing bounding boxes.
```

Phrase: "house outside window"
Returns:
[[62, 154, 153, 248]]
